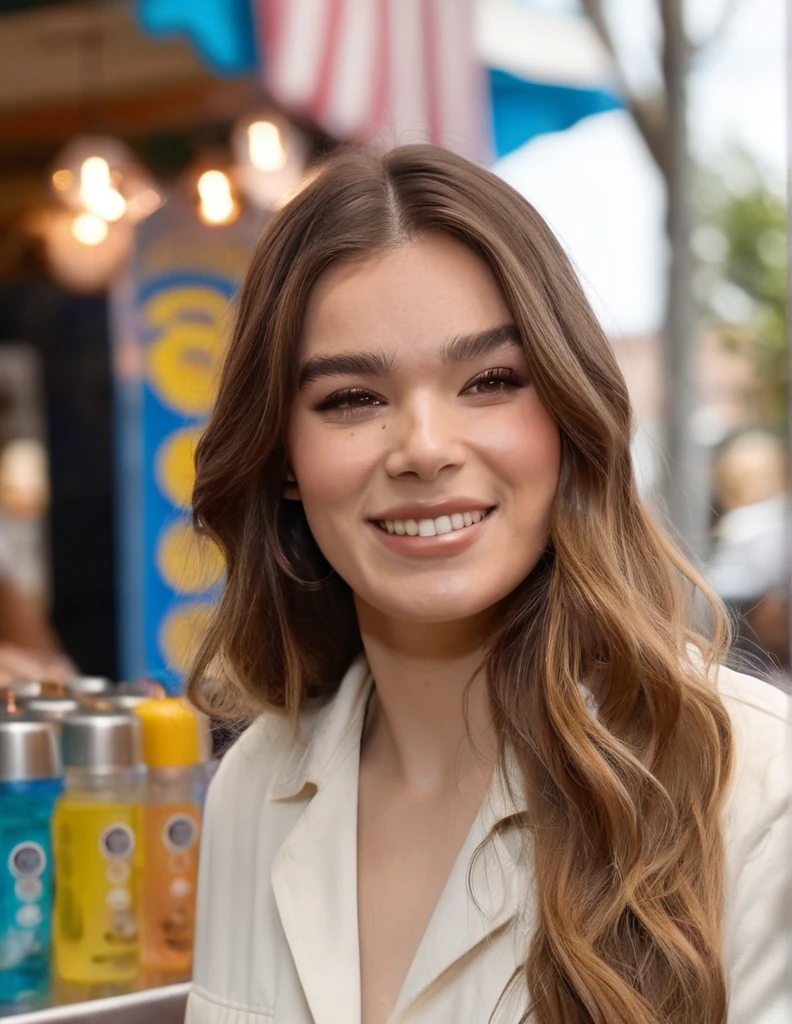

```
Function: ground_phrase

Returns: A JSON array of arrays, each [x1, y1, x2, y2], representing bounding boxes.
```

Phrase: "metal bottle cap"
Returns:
[[61, 710, 143, 773], [0, 717, 62, 782], [2, 679, 43, 700], [90, 693, 152, 713], [65, 676, 112, 697], [19, 696, 82, 723]]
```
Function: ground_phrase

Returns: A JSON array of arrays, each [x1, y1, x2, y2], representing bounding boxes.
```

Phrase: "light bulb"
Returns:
[[33, 207, 132, 292], [89, 188, 127, 222], [71, 213, 109, 245], [81, 156, 111, 192], [248, 121, 287, 172], [79, 157, 127, 222], [197, 170, 238, 226], [52, 169, 72, 192], [232, 113, 307, 211], [51, 136, 162, 224]]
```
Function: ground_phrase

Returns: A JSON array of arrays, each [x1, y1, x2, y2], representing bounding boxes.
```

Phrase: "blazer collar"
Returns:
[[268, 654, 534, 1024], [269, 653, 374, 801]]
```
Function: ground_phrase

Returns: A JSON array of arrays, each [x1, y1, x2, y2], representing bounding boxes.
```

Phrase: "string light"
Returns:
[[247, 121, 287, 172], [32, 207, 133, 292], [71, 212, 109, 245], [52, 169, 72, 192], [50, 136, 161, 225], [79, 156, 127, 222], [232, 112, 307, 211], [197, 170, 238, 226]]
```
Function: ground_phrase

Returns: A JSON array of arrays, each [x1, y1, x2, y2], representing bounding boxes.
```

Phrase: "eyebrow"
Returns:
[[297, 323, 522, 389]]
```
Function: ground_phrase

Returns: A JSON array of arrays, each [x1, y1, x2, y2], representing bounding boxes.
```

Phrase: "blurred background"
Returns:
[[0, 0, 786, 690]]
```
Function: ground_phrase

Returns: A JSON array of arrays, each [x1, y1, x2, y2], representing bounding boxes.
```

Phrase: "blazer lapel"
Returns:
[[389, 764, 533, 1021], [271, 744, 362, 1024]]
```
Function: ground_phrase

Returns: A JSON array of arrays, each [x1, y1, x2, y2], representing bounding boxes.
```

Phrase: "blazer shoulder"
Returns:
[[207, 697, 328, 808], [716, 662, 792, 726], [715, 665, 791, 853]]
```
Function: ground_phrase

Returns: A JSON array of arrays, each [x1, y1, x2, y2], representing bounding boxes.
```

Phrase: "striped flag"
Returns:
[[255, 0, 492, 163]]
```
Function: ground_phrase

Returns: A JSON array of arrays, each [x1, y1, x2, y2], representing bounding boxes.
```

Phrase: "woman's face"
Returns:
[[287, 234, 561, 627]]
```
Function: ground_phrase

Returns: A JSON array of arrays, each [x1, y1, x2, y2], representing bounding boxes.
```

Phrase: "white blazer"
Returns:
[[186, 657, 792, 1023]]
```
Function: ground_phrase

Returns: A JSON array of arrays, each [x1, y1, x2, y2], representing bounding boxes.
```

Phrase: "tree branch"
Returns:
[[579, 0, 669, 179], [692, 0, 744, 55]]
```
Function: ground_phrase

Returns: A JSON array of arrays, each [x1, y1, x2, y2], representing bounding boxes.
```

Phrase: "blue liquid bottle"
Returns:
[[0, 716, 63, 1006]]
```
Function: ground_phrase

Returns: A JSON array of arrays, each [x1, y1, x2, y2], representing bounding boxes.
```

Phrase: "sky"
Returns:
[[495, 0, 785, 337]]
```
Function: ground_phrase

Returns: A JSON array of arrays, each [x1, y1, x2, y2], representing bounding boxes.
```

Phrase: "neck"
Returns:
[[356, 599, 499, 794]]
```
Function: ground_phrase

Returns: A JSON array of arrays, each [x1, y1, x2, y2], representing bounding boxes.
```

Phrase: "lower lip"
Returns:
[[368, 510, 495, 558]]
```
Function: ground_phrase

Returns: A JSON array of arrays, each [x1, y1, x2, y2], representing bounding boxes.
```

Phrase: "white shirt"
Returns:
[[187, 657, 792, 1023], [707, 495, 788, 603]]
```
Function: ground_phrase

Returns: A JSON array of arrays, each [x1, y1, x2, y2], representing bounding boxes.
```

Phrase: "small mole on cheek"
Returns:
[[381, 424, 386, 430]]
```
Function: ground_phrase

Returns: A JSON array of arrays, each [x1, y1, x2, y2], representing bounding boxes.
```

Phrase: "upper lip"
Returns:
[[369, 499, 495, 521]]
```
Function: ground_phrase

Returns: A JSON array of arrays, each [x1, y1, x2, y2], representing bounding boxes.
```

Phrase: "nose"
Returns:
[[383, 393, 467, 482]]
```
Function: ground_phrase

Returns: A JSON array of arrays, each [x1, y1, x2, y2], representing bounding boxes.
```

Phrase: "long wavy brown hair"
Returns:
[[188, 145, 734, 1024]]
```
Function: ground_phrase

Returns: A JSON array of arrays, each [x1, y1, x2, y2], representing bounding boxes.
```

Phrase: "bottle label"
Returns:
[[53, 802, 141, 984], [141, 803, 201, 972], [0, 823, 53, 1001]]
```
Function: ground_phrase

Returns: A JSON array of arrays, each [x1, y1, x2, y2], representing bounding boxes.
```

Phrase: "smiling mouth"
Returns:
[[372, 507, 496, 538]]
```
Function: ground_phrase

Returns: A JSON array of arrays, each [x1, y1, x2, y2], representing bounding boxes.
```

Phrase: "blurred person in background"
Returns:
[[707, 430, 789, 687], [0, 381, 76, 687], [0, 523, 74, 687]]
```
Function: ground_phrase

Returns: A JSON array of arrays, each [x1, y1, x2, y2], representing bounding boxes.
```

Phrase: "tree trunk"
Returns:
[[660, 0, 708, 559]]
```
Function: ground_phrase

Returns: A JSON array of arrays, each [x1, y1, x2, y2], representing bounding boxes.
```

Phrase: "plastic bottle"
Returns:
[[134, 699, 204, 976], [0, 716, 62, 1005], [52, 710, 144, 985]]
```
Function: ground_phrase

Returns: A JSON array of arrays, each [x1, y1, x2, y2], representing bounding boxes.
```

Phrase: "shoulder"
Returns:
[[714, 664, 791, 861], [712, 666, 792, 1018], [717, 663, 790, 773], [205, 654, 372, 814], [205, 697, 328, 814]]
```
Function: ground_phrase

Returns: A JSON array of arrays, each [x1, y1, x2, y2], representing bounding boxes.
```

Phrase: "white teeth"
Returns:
[[377, 509, 491, 536], [434, 516, 453, 535]]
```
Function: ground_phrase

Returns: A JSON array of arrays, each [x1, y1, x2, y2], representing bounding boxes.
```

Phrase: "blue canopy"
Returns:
[[135, 0, 621, 160]]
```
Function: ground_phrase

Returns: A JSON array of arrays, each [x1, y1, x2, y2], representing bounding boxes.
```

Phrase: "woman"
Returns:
[[185, 146, 791, 1024]]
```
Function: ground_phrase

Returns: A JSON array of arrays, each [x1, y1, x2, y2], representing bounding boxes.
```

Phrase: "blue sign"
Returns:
[[112, 198, 265, 689]]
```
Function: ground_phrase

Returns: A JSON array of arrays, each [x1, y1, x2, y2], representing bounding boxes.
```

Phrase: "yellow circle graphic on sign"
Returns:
[[156, 520, 224, 595], [158, 603, 215, 675], [155, 428, 203, 509], [145, 322, 222, 417]]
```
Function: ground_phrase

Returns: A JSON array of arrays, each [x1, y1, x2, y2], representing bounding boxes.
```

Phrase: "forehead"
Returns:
[[300, 234, 512, 358]]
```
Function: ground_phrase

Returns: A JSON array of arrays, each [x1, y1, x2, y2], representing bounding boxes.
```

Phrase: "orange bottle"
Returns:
[[134, 700, 204, 978]]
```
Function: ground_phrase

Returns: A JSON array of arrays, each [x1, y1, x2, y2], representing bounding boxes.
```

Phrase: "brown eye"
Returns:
[[314, 388, 385, 413], [464, 368, 525, 396]]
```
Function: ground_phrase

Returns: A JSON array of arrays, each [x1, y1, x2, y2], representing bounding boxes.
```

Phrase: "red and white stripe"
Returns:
[[255, 0, 491, 163]]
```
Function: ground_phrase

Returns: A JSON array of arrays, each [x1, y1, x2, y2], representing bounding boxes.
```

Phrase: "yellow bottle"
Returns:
[[53, 710, 144, 986], [134, 699, 205, 979]]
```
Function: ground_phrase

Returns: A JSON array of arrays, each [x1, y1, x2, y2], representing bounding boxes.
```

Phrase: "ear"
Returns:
[[283, 471, 301, 501]]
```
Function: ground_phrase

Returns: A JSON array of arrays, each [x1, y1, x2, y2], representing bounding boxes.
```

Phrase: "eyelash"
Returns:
[[313, 367, 527, 416]]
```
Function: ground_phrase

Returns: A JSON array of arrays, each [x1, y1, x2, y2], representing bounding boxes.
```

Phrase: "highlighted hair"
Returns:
[[189, 146, 733, 1023]]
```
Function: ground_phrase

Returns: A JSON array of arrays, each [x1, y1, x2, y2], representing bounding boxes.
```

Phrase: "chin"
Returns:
[[365, 584, 507, 626]]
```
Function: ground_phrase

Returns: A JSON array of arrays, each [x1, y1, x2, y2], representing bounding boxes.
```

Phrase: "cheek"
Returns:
[[485, 401, 561, 497], [287, 413, 374, 511]]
